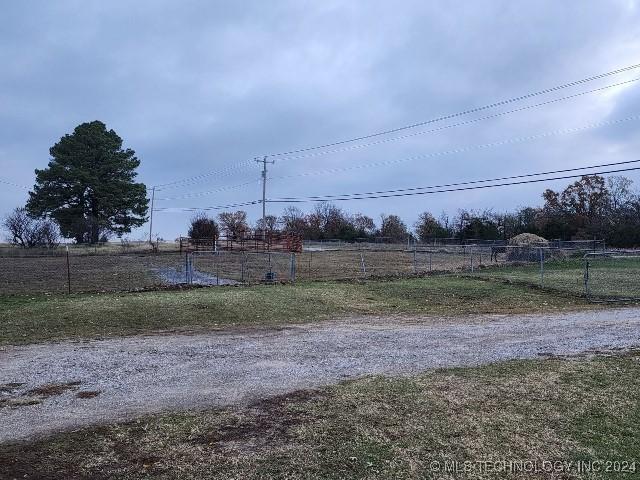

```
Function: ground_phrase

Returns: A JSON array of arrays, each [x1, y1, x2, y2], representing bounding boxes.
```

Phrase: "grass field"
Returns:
[[0, 253, 184, 294], [0, 276, 591, 346], [3, 246, 637, 300], [477, 257, 640, 300], [2, 352, 638, 479], [0, 249, 479, 294]]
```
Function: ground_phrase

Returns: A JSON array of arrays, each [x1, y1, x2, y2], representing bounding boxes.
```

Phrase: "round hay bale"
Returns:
[[506, 233, 548, 262], [507, 233, 548, 247]]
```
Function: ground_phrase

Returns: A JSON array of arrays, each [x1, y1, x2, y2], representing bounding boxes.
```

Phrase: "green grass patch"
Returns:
[[2, 352, 638, 479], [478, 257, 640, 300], [0, 276, 591, 346]]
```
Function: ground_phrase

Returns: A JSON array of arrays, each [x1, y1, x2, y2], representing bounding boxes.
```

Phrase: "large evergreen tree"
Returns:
[[27, 121, 148, 243]]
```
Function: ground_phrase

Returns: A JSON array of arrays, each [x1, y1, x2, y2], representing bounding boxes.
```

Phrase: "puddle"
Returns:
[[152, 267, 239, 286]]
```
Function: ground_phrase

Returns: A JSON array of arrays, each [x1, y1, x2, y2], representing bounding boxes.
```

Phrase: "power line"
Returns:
[[153, 200, 261, 213], [265, 62, 640, 158], [266, 164, 640, 203], [148, 64, 640, 193], [0, 178, 29, 189], [271, 159, 640, 201], [156, 179, 261, 201], [267, 113, 640, 182], [274, 77, 640, 162], [153, 159, 255, 191]]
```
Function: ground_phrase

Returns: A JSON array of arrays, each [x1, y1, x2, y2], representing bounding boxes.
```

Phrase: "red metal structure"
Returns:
[[180, 232, 302, 253]]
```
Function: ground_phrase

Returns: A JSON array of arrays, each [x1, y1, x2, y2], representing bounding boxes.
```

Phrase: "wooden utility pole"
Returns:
[[255, 156, 274, 240]]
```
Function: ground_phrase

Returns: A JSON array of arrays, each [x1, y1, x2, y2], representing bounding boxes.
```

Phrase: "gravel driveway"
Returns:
[[2, 307, 640, 443]]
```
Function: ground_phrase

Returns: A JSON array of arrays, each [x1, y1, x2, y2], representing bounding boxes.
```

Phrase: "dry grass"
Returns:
[[194, 250, 481, 283], [0, 248, 489, 294], [4, 246, 634, 301], [0, 276, 591, 346], [1, 352, 638, 479], [0, 253, 184, 294]]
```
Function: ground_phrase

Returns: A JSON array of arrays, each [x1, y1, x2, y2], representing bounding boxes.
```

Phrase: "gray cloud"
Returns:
[[1, 0, 640, 240]]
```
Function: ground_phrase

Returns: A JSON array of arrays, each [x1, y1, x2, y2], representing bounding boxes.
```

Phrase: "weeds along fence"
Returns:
[[0, 243, 637, 302]]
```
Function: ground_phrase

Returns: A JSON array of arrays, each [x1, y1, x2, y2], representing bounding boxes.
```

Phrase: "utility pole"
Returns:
[[148, 186, 156, 245], [255, 156, 274, 240]]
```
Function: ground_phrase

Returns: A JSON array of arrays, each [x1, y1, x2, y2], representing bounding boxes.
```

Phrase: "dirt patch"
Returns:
[[194, 389, 326, 452], [0, 382, 24, 393], [27, 381, 82, 399], [0, 397, 42, 409], [76, 390, 101, 399], [1, 381, 82, 409]]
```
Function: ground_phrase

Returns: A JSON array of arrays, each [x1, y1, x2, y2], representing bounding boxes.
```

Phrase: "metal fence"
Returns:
[[582, 252, 640, 301], [303, 238, 607, 250], [0, 244, 638, 302]]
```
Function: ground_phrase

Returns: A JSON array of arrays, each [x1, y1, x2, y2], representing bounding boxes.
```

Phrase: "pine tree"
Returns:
[[27, 121, 148, 243]]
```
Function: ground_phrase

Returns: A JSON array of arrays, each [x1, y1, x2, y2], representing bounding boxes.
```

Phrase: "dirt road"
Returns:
[[2, 307, 639, 442]]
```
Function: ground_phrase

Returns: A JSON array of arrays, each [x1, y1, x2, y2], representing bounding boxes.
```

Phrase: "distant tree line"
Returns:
[[188, 204, 411, 243], [189, 175, 640, 247]]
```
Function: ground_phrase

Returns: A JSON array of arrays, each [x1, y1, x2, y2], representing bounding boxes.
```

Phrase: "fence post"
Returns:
[[189, 254, 194, 284], [413, 248, 417, 273], [584, 258, 590, 299], [66, 245, 71, 294], [216, 253, 220, 286], [470, 247, 474, 273], [290, 253, 296, 282], [429, 251, 433, 272], [241, 253, 245, 283], [360, 252, 367, 277], [539, 247, 544, 288], [184, 253, 193, 284]]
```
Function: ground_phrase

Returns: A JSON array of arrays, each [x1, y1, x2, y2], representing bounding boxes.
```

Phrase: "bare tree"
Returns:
[[280, 206, 307, 236], [353, 213, 376, 238], [218, 210, 249, 239], [3, 208, 59, 248], [255, 215, 278, 236], [379, 214, 408, 242], [607, 176, 634, 211], [37, 219, 60, 248]]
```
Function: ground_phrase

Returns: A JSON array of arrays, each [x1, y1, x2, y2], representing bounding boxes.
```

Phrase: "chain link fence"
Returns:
[[0, 244, 637, 302], [582, 252, 640, 301], [0, 251, 185, 294]]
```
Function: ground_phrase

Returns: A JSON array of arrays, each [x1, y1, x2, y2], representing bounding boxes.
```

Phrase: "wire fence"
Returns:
[[0, 244, 637, 302], [582, 252, 640, 301]]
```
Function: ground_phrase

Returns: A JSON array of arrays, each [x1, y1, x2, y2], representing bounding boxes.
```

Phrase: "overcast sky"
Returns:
[[1, 1, 640, 240]]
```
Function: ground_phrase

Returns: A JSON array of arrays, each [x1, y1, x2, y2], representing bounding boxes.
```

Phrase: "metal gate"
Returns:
[[186, 251, 296, 285]]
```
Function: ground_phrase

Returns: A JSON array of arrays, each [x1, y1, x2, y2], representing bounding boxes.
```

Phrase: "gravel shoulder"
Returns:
[[2, 307, 640, 443]]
